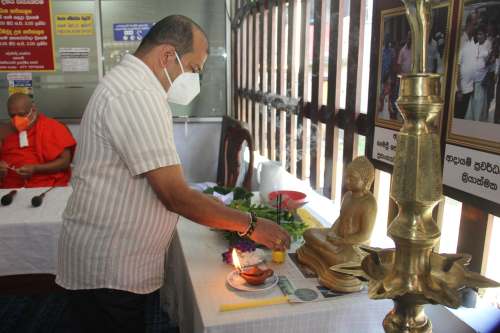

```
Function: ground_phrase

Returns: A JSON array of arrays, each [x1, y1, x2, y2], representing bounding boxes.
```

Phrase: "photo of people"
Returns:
[[375, 4, 450, 129], [448, 1, 500, 154]]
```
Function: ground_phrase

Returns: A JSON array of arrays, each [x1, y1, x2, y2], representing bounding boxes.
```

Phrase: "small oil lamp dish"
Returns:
[[240, 266, 274, 285], [227, 249, 278, 292]]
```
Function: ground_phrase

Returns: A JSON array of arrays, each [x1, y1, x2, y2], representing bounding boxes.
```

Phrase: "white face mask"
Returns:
[[163, 52, 200, 105]]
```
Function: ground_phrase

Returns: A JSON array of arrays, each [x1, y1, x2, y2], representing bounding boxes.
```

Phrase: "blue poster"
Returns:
[[113, 22, 153, 42]]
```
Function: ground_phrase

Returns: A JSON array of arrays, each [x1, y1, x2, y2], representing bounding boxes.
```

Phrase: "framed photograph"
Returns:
[[374, 3, 452, 130], [447, 0, 500, 154]]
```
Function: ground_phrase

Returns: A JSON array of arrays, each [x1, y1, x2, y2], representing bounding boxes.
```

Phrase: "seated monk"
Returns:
[[297, 156, 377, 292], [0, 93, 77, 189]]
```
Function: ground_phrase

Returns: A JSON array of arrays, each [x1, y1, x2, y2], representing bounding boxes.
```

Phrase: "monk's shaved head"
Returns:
[[7, 93, 35, 118], [7, 93, 32, 110]]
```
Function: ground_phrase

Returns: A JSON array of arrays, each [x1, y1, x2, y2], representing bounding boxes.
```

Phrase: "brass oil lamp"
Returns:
[[333, 1, 500, 332]]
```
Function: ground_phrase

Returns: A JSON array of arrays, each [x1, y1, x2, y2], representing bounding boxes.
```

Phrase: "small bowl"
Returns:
[[268, 190, 307, 210]]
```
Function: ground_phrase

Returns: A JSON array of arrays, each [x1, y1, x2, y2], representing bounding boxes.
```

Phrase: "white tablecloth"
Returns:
[[162, 218, 476, 333], [0, 187, 72, 276]]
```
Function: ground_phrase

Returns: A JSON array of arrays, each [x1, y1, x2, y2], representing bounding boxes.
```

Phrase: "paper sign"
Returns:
[[55, 13, 94, 36], [372, 126, 399, 165], [113, 22, 153, 42], [443, 144, 500, 205], [59, 47, 89, 72], [0, 0, 55, 71], [7, 72, 33, 96], [7, 72, 32, 81]]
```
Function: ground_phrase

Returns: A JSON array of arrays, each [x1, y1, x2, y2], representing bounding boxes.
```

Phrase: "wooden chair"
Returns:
[[216, 116, 254, 191]]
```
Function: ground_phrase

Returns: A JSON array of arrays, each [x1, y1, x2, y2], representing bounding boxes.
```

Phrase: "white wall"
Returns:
[[68, 121, 221, 183], [172, 121, 221, 182]]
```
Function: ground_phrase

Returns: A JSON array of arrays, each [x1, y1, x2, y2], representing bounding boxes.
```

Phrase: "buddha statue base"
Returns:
[[296, 244, 363, 293]]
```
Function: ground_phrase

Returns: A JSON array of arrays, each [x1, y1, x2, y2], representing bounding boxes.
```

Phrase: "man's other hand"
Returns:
[[249, 217, 291, 251], [17, 164, 36, 178]]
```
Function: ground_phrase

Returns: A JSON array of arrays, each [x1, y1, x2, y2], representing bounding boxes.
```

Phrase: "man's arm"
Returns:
[[457, 50, 464, 96], [396, 49, 403, 74], [145, 164, 291, 250], [17, 148, 72, 178]]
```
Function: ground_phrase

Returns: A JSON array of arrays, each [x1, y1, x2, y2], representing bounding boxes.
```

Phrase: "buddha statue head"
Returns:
[[345, 156, 375, 192]]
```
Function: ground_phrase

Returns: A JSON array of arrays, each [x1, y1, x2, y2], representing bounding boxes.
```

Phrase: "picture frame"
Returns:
[[446, 0, 500, 154], [374, 2, 452, 131]]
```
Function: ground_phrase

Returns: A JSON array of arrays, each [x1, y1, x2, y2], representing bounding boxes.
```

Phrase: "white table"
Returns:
[[0, 187, 72, 276], [162, 218, 477, 333]]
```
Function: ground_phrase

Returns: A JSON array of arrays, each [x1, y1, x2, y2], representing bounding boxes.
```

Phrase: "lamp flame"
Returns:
[[232, 248, 242, 271]]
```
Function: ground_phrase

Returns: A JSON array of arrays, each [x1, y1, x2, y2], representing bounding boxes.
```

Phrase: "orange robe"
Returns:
[[0, 114, 76, 189]]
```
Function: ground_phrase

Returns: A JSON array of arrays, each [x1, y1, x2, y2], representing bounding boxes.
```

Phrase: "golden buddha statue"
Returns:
[[297, 156, 377, 292]]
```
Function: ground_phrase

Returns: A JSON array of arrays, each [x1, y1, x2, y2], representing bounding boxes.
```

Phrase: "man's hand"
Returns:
[[0, 161, 7, 179], [456, 91, 463, 102], [16, 164, 37, 178], [249, 217, 291, 251]]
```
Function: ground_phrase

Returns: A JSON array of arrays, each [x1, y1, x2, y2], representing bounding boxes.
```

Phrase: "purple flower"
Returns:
[[231, 238, 257, 252], [221, 239, 257, 264], [222, 250, 233, 264]]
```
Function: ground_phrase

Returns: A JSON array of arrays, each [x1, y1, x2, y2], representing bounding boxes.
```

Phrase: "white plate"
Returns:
[[226, 270, 278, 292]]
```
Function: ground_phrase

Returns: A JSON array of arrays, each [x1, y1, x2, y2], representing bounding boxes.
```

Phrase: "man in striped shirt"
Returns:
[[57, 15, 290, 333]]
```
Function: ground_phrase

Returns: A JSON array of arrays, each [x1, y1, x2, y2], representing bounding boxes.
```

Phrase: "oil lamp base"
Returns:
[[383, 297, 432, 333]]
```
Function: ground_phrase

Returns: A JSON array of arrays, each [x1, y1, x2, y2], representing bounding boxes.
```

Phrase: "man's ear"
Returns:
[[160, 44, 177, 67]]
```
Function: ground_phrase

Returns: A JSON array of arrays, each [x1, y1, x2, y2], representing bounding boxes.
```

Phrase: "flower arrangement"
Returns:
[[203, 186, 308, 264]]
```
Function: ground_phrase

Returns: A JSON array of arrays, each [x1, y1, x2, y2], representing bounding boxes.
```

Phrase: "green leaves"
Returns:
[[203, 186, 253, 203], [205, 186, 308, 242], [228, 199, 307, 241]]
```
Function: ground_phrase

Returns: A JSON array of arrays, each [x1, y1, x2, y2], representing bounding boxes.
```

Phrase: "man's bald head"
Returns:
[[136, 15, 208, 56]]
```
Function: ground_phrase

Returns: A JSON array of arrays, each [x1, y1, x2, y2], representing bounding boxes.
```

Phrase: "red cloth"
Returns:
[[0, 114, 76, 188]]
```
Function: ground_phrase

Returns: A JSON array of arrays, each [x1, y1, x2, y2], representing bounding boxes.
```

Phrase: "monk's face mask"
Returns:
[[12, 109, 34, 132]]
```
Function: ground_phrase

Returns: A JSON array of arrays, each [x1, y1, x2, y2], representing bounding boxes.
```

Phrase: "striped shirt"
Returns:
[[56, 54, 180, 294]]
